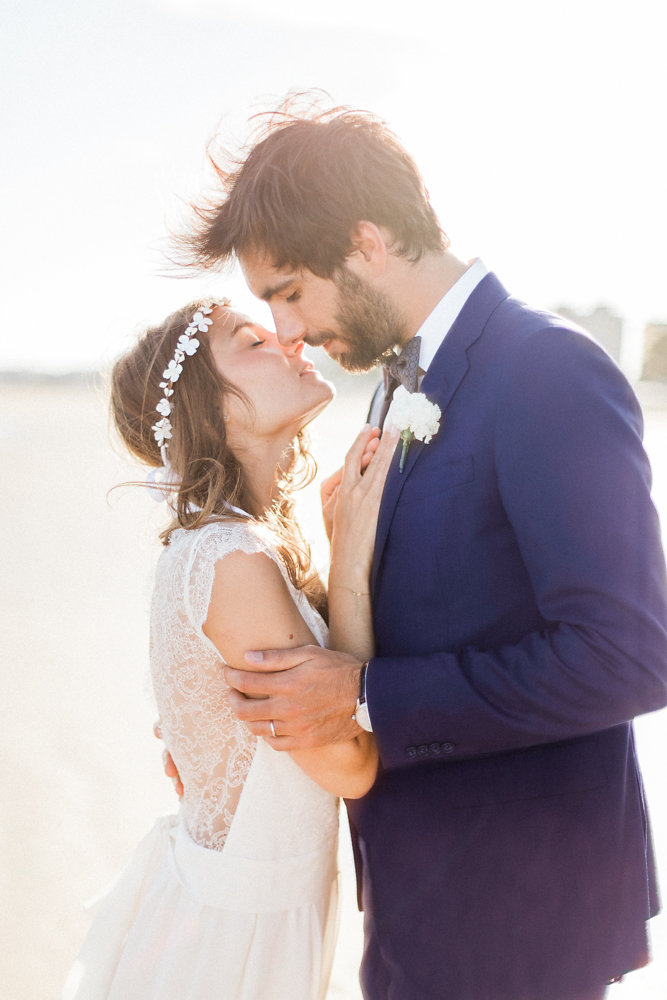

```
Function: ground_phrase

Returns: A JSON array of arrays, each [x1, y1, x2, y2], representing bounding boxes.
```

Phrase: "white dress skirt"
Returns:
[[63, 740, 339, 1000], [63, 520, 340, 1000]]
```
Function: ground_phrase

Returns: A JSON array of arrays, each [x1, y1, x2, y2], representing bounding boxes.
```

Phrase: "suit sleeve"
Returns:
[[368, 328, 667, 770]]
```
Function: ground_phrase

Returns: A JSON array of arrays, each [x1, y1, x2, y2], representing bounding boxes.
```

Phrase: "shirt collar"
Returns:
[[415, 258, 488, 374]]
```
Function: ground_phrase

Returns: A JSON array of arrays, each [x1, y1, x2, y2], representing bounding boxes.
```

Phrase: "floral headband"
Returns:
[[151, 299, 230, 463]]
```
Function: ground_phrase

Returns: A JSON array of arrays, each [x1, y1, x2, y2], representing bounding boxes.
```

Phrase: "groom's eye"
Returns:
[[286, 290, 300, 303]]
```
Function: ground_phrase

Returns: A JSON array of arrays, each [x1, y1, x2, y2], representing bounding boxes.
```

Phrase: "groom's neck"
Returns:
[[389, 249, 470, 345]]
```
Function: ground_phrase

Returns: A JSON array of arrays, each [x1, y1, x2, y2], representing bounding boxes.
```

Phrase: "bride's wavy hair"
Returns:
[[110, 299, 327, 619]]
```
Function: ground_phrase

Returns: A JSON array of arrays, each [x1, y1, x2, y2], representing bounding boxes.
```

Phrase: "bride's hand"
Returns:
[[321, 427, 381, 542], [153, 720, 183, 798], [321, 468, 342, 543], [330, 423, 400, 585]]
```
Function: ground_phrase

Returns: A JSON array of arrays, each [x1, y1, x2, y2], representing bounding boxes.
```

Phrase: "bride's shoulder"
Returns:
[[168, 517, 278, 565]]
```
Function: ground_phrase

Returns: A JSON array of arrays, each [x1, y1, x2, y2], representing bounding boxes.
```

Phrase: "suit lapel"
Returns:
[[371, 273, 510, 590]]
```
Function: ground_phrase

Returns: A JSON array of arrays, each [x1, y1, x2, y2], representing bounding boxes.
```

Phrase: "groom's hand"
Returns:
[[224, 646, 363, 750]]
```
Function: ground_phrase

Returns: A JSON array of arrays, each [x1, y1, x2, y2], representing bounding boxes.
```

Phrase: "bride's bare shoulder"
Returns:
[[203, 546, 316, 669]]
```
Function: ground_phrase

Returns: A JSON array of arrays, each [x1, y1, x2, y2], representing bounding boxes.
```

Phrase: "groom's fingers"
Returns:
[[227, 685, 277, 719], [223, 644, 320, 696], [244, 644, 321, 671], [226, 686, 307, 735]]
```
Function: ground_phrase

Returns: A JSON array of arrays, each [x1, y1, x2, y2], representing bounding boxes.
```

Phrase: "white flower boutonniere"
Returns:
[[386, 385, 442, 472]]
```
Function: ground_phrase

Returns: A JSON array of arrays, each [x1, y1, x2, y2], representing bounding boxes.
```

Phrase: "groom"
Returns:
[[186, 103, 667, 999]]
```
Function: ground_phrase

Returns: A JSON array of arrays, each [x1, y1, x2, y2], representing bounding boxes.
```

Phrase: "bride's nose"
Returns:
[[281, 338, 305, 359], [260, 328, 303, 357]]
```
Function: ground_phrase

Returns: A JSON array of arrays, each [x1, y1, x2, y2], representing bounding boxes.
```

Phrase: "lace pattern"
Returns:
[[150, 518, 328, 850]]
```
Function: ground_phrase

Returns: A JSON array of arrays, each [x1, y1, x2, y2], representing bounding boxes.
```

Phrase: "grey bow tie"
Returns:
[[383, 335, 422, 399]]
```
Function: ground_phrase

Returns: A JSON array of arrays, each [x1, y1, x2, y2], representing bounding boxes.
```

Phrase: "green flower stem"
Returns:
[[399, 430, 414, 473]]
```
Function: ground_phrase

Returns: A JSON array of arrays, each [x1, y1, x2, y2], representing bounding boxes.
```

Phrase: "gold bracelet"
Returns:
[[331, 584, 370, 597]]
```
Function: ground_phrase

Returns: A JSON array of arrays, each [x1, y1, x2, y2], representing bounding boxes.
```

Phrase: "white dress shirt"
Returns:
[[414, 257, 488, 381]]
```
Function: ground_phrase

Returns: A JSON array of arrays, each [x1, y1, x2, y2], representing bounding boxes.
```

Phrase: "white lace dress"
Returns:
[[64, 520, 340, 1000]]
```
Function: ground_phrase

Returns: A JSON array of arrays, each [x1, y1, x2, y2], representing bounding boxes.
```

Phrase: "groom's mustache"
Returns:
[[303, 330, 340, 348]]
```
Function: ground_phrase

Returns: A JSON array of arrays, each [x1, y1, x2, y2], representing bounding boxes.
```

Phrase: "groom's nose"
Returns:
[[271, 306, 308, 348]]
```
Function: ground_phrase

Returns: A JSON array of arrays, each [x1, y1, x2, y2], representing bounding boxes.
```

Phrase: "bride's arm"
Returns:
[[293, 423, 399, 789], [203, 547, 377, 798]]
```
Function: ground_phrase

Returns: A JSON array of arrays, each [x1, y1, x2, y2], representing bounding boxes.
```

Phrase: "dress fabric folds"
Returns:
[[64, 520, 340, 1000]]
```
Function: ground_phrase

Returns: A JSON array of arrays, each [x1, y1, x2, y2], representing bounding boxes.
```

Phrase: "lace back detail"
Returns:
[[149, 519, 327, 850]]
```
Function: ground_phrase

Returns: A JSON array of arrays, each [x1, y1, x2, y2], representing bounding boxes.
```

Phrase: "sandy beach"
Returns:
[[1, 374, 666, 999]]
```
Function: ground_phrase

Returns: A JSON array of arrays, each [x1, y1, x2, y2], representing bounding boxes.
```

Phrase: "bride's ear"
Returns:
[[345, 221, 389, 278]]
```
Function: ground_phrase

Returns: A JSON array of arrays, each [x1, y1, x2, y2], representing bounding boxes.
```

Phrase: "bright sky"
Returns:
[[2, 0, 665, 372]]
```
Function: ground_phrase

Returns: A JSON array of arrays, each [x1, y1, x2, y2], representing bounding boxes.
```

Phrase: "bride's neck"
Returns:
[[236, 437, 294, 517]]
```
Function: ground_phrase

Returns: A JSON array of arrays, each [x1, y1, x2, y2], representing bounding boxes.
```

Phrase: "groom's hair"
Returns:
[[182, 94, 448, 277]]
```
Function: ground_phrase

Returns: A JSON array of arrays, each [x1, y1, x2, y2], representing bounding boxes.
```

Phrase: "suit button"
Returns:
[[406, 746, 417, 758], [429, 742, 442, 755], [441, 742, 456, 754], [417, 744, 430, 756]]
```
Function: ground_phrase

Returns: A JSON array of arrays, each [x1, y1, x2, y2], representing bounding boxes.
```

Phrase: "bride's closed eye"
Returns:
[[235, 325, 265, 348]]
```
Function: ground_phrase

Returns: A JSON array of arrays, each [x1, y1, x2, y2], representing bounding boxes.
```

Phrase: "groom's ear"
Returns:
[[345, 221, 389, 278]]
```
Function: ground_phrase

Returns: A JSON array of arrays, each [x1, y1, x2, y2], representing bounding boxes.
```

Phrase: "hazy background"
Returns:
[[1, 0, 665, 375], [2, 0, 667, 997]]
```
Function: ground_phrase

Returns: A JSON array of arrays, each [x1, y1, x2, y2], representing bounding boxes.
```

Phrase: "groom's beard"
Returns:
[[326, 268, 409, 373]]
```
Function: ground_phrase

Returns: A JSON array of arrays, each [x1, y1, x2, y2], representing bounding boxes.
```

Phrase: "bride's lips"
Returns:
[[299, 360, 318, 376]]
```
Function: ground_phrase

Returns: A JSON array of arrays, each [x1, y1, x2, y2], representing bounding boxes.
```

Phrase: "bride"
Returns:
[[63, 297, 397, 999]]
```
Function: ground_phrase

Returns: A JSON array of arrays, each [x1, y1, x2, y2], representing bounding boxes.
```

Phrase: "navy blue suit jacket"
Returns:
[[347, 274, 667, 1000]]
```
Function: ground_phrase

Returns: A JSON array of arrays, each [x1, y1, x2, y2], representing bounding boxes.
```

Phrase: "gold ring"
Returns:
[[269, 719, 277, 739]]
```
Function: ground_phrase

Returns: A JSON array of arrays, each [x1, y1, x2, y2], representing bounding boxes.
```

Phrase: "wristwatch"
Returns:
[[353, 661, 373, 733]]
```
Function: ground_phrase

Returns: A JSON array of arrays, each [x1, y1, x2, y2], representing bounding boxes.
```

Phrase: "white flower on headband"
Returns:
[[177, 333, 200, 356], [152, 417, 172, 448], [191, 310, 214, 332], [163, 359, 183, 382], [145, 459, 181, 503], [151, 300, 227, 466]]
